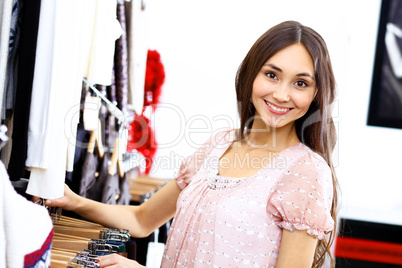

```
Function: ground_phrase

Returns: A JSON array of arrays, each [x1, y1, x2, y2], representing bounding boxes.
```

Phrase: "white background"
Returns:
[[139, 0, 402, 225]]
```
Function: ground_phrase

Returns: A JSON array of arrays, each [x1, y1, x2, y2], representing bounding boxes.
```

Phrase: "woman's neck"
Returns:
[[244, 119, 300, 152]]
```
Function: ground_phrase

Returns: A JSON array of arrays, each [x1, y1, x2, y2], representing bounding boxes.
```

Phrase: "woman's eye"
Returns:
[[266, 72, 277, 79], [295, 80, 308, 88]]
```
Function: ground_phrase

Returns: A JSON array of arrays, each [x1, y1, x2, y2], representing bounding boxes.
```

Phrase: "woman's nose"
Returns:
[[272, 83, 290, 102]]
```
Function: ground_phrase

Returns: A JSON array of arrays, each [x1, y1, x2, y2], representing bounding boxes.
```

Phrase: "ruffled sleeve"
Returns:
[[267, 150, 334, 240], [175, 130, 233, 189]]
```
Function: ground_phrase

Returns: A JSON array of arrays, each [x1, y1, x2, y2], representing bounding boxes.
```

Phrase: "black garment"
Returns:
[[4, 0, 23, 120], [79, 151, 99, 198], [65, 117, 90, 194], [114, 0, 128, 115], [84, 152, 110, 202], [101, 171, 120, 205], [7, 0, 41, 181], [117, 173, 131, 205]]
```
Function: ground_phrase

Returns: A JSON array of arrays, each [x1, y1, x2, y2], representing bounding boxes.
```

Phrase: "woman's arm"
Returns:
[[46, 179, 182, 238], [276, 229, 318, 268]]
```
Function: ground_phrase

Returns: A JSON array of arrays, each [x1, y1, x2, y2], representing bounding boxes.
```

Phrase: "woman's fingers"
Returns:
[[31, 196, 41, 203], [98, 254, 145, 268], [44, 184, 77, 210]]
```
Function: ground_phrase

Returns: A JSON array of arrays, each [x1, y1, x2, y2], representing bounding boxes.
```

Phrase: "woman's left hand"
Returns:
[[98, 254, 146, 268]]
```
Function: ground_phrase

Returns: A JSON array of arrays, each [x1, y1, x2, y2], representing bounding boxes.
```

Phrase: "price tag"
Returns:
[[83, 96, 101, 131]]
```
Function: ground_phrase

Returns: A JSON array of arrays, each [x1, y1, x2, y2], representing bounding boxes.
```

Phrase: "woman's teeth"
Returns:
[[266, 101, 290, 112]]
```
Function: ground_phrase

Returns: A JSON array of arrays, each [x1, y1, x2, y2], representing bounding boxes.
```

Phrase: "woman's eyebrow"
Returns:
[[264, 63, 315, 81], [296, 73, 315, 81], [265, 63, 282, 72]]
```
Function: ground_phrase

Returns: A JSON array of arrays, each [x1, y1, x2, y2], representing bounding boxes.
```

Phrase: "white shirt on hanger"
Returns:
[[85, 0, 123, 86], [26, 0, 122, 199]]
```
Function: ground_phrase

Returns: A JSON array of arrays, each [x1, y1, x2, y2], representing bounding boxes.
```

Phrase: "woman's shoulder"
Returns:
[[282, 143, 332, 185], [273, 143, 334, 201], [292, 143, 330, 170]]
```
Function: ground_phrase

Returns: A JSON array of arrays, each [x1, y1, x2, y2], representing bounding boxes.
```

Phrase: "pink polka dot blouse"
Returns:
[[161, 129, 334, 267]]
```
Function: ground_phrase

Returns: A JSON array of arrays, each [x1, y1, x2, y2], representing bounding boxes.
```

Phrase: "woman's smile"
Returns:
[[264, 100, 293, 115]]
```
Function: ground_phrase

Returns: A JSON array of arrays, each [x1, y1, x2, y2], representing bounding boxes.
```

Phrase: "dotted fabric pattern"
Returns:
[[161, 130, 334, 267]]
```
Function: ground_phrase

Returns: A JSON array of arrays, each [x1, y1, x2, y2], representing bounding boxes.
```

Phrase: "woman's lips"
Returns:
[[264, 100, 292, 115]]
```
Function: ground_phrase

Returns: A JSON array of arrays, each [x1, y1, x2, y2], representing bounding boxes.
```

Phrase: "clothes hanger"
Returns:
[[52, 215, 133, 266], [56, 215, 104, 228], [108, 125, 125, 178], [83, 92, 105, 158], [83, 78, 127, 178], [82, 78, 125, 124], [87, 119, 105, 158]]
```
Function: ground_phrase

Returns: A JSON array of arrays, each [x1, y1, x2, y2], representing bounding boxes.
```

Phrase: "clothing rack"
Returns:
[[128, 174, 169, 203], [82, 77, 130, 177], [82, 78, 126, 126], [51, 215, 136, 267]]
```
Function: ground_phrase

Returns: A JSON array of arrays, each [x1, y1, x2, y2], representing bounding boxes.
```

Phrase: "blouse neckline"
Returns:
[[206, 130, 303, 190]]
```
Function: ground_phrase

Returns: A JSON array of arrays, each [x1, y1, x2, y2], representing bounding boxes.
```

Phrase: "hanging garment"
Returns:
[[7, 0, 41, 181], [79, 122, 105, 201], [0, 161, 53, 268], [25, 0, 121, 199], [101, 172, 120, 205], [114, 0, 129, 115], [26, 0, 85, 199], [65, 116, 89, 194], [124, 0, 147, 113], [85, 0, 123, 86], [81, 152, 110, 202], [25, 0, 88, 170], [106, 70, 118, 145], [96, 84, 108, 118], [79, 151, 99, 199], [117, 173, 131, 205], [91, 152, 111, 202], [3, 0, 22, 120], [0, 0, 22, 168], [0, 0, 13, 119], [94, 86, 112, 148]]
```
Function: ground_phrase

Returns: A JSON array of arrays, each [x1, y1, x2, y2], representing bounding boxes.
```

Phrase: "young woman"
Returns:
[[46, 20, 339, 267]]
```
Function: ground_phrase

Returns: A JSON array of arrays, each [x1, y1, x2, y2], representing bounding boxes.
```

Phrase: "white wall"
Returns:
[[141, 0, 402, 225]]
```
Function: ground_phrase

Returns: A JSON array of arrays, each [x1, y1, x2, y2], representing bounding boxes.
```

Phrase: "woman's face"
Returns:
[[251, 43, 317, 130]]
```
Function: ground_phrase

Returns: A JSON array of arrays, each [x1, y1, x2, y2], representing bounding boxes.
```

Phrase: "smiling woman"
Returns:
[[235, 20, 339, 267], [251, 43, 317, 128], [45, 20, 339, 268]]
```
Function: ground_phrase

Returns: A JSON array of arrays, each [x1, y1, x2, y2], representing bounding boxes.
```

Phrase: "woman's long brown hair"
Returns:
[[235, 20, 339, 267]]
